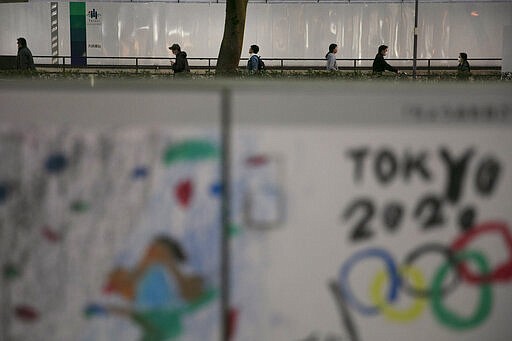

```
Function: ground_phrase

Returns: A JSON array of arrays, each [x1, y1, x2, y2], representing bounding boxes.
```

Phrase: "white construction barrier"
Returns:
[[0, 2, 511, 65]]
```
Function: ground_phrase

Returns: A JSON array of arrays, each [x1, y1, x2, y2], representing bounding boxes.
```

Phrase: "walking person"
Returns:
[[326, 43, 338, 71], [247, 44, 262, 74], [372, 44, 398, 75], [168, 43, 190, 75], [16, 37, 35, 71], [457, 52, 471, 78]]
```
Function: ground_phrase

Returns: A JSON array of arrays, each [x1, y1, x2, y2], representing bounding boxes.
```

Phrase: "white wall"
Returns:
[[1, 2, 511, 64]]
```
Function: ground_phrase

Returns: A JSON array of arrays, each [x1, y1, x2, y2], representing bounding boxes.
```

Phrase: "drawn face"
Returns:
[[144, 241, 175, 264]]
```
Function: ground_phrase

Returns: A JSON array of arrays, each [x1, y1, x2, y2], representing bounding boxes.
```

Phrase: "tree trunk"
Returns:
[[216, 0, 249, 75]]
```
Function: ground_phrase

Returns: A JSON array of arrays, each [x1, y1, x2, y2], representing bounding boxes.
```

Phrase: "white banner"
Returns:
[[86, 4, 104, 64]]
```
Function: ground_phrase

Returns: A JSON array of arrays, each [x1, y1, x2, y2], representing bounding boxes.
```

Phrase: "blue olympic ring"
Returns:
[[338, 248, 400, 315]]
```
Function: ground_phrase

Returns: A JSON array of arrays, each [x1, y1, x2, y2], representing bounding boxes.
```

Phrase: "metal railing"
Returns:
[[1, 55, 502, 74]]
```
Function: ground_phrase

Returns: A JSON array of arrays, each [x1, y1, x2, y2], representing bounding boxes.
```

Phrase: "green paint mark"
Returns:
[[133, 309, 182, 341], [132, 287, 217, 341], [163, 140, 218, 166], [228, 223, 242, 238], [3, 264, 20, 279], [183, 287, 217, 314], [70, 200, 90, 213]]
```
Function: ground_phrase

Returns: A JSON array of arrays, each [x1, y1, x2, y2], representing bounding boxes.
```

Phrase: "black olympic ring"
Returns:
[[401, 243, 461, 298]]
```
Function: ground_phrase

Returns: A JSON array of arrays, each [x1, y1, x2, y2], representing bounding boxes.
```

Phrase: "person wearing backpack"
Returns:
[[247, 44, 263, 73], [168, 43, 190, 76]]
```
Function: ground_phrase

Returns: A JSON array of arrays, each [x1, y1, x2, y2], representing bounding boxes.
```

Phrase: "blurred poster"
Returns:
[[0, 127, 223, 341]]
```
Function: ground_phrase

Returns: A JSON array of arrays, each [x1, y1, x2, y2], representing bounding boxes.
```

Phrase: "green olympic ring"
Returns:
[[431, 250, 492, 330]]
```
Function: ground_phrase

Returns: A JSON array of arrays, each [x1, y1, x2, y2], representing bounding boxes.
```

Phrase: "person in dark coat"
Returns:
[[168, 43, 190, 75], [16, 37, 35, 71], [457, 52, 471, 78], [372, 44, 398, 75]]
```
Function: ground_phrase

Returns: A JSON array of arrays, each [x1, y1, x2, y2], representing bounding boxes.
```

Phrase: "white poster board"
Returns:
[[230, 82, 512, 341]]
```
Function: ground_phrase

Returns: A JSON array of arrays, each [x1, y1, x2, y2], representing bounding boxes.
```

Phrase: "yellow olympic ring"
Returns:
[[369, 266, 427, 322]]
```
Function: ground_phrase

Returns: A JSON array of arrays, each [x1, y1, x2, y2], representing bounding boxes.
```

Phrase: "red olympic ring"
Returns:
[[451, 221, 512, 284]]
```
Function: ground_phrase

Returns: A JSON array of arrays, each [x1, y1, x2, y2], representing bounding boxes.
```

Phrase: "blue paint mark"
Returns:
[[0, 183, 8, 204], [132, 166, 149, 180], [45, 153, 68, 173], [210, 182, 222, 197], [84, 303, 108, 318]]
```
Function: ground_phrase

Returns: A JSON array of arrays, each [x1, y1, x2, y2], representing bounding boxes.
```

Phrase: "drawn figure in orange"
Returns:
[[86, 236, 216, 341]]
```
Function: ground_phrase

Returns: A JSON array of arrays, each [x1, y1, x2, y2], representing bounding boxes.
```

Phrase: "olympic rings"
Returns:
[[431, 251, 492, 330], [369, 266, 427, 322], [339, 248, 400, 315], [402, 243, 460, 298], [338, 220, 511, 329], [451, 221, 512, 284]]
